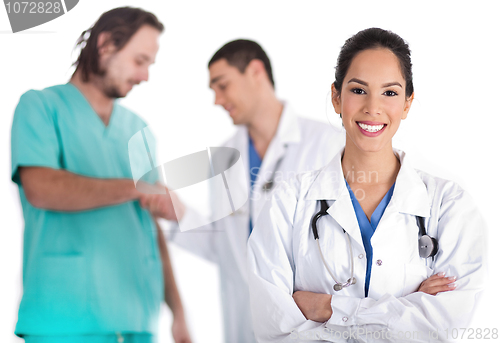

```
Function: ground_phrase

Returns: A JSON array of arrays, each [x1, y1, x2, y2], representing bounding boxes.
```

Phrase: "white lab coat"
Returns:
[[171, 104, 345, 343], [247, 149, 487, 343]]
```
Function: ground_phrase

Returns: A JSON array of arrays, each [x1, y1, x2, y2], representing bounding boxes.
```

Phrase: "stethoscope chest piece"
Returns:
[[261, 145, 288, 192], [418, 235, 439, 259], [262, 180, 274, 192], [333, 277, 357, 291], [416, 216, 439, 259]]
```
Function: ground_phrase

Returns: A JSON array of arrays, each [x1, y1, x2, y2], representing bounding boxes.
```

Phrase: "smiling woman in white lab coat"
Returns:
[[247, 28, 487, 343]]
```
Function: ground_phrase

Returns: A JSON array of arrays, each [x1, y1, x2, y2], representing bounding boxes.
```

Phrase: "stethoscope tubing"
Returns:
[[315, 231, 356, 290], [312, 200, 356, 291]]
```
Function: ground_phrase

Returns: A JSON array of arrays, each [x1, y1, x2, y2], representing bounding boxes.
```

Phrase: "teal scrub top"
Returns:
[[346, 180, 395, 297], [11, 84, 163, 336], [248, 136, 262, 236]]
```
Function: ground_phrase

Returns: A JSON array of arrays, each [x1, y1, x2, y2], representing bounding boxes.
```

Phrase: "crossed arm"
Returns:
[[293, 273, 457, 322]]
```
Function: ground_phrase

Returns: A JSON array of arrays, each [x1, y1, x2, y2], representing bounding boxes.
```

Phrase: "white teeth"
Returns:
[[358, 123, 385, 132]]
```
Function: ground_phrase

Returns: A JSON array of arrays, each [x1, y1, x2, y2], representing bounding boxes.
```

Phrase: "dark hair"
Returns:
[[72, 7, 164, 82], [333, 28, 414, 98], [208, 39, 275, 88]]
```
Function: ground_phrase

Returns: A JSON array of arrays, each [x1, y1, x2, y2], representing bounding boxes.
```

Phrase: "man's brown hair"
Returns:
[[72, 7, 164, 82]]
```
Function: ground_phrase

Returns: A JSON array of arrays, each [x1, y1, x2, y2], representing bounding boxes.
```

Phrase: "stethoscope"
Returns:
[[244, 145, 288, 223], [261, 144, 287, 192], [225, 145, 284, 193], [311, 199, 439, 292], [312, 200, 356, 291]]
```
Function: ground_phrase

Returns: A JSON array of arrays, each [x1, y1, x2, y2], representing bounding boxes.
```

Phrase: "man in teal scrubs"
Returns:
[[10, 7, 191, 343]]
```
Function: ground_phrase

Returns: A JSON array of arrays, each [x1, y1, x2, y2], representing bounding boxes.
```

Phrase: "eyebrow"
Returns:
[[382, 81, 402, 88], [347, 78, 368, 86], [209, 75, 224, 86], [347, 78, 402, 88], [137, 54, 155, 64]]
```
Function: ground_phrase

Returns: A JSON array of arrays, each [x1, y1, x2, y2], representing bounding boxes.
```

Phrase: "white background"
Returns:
[[1, 1, 499, 342]]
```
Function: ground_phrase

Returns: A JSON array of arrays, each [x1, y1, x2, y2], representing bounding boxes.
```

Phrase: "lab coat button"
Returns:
[[376, 259, 383, 266], [342, 316, 348, 322], [358, 254, 364, 259]]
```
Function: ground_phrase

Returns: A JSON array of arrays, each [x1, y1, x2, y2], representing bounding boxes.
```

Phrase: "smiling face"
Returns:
[[209, 58, 259, 125], [332, 48, 413, 154], [98, 25, 160, 98]]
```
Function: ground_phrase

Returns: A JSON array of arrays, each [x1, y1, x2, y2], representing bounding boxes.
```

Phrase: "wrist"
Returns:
[[320, 294, 333, 322], [124, 179, 141, 201], [172, 307, 186, 320], [166, 296, 186, 319]]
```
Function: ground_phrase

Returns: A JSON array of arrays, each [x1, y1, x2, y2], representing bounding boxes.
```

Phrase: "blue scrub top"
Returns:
[[345, 180, 395, 297], [248, 136, 262, 236], [11, 84, 163, 336]]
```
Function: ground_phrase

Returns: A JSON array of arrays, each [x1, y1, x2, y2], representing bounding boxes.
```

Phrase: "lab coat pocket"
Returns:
[[403, 264, 433, 296]]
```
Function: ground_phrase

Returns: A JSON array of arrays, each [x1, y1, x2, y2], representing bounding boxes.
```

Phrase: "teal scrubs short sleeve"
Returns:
[[11, 90, 62, 184]]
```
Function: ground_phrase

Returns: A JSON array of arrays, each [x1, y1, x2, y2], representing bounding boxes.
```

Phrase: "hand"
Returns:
[[292, 290, 332, 322], [418, 272, 457, 295], [138, 183, 185, 221], [172, 314, 192, 343]]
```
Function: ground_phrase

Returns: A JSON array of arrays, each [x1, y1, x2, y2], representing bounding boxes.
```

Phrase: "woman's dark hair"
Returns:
[[72, 7, 164, 82], [208, 39, 275, 88], [333, 28, 414, 98]]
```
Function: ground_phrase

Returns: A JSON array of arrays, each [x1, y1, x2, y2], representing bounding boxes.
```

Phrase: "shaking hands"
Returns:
[[136, 182, 185, 221]]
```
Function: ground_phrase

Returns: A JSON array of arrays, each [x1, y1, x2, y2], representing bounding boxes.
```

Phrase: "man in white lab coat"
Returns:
[[142, 39, 345, 342]]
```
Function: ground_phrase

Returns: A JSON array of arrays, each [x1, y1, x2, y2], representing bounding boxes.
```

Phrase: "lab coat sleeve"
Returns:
[[168, 206, 218, 264], [325, 187, 487, 342], [167, 147, 227, 263], [248, 180, 332, 342]]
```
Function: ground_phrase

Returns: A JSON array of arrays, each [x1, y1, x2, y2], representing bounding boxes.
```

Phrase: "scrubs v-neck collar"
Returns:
[[66, 82, 117, 135], [345, 180, 395, 297], [248, 136, 262, 236]]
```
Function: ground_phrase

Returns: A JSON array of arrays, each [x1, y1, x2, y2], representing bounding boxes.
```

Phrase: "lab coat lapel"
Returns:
[[305, 151, 364, 248], [223, 127, 252, 281], [390, 150, 431, 218], [370, 150, 431, 253], [327, 193, 364, 249], [251, 104, 301, 222]]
